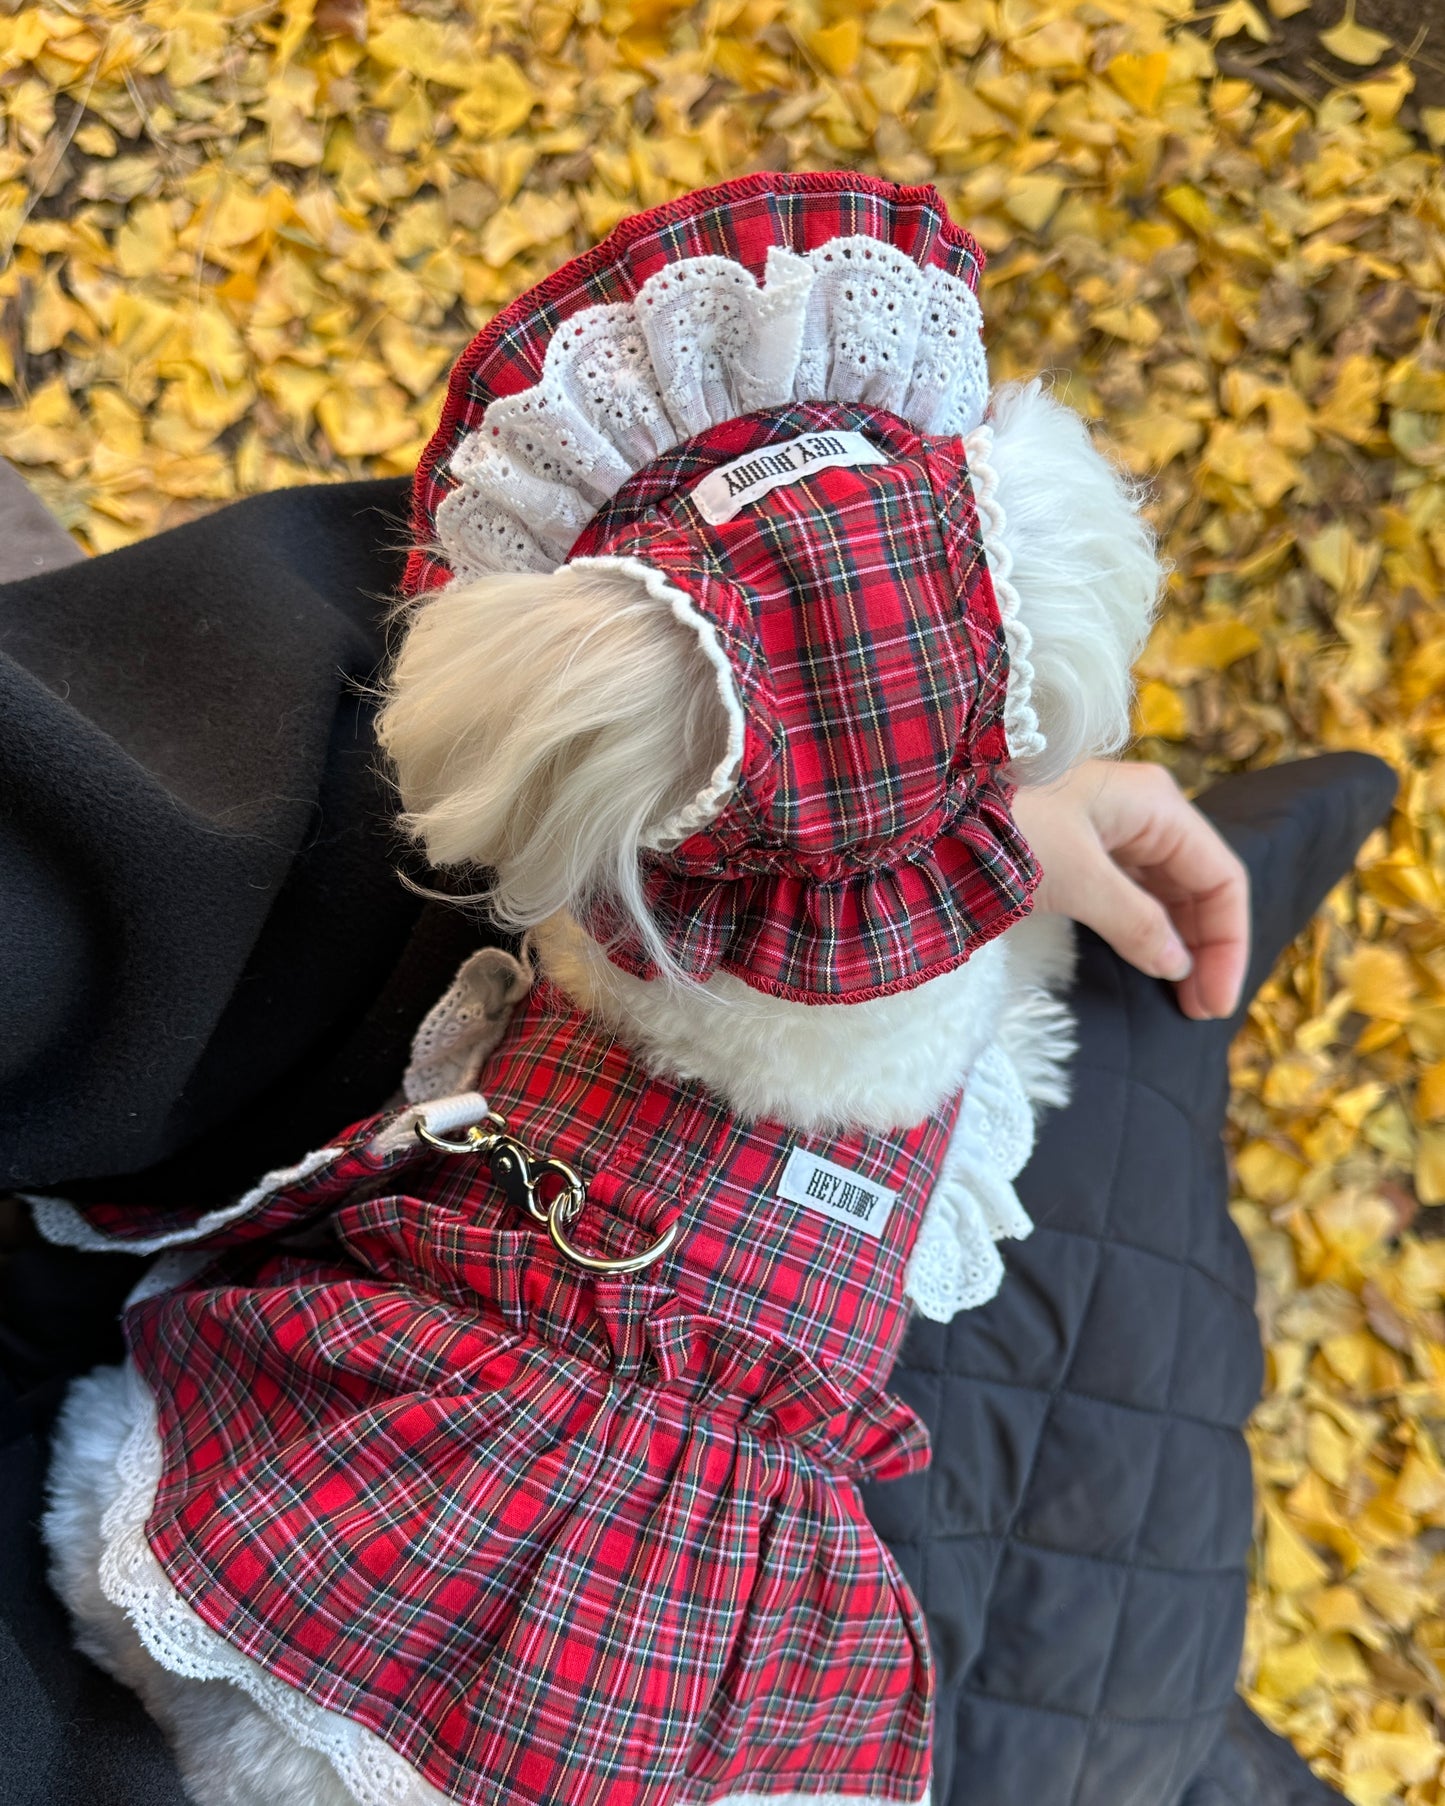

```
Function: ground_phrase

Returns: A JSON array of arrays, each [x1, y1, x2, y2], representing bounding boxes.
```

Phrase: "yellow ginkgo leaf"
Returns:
[[315, 384, 417, 458], [1415, 1128, 1445, 1208], [24, 272, 80, 356], [1106, 51, 1170, 111], [1391, 1443, 1445, 1517], [1342, 1729, 1442, 1786], [1354, 63, 1413, 126], [114, 200, 176, 280], [1317, 354, 1383, 443], [1307, 1411, 1356, 1488], [1213, 0, 1273, 43], [1415, 1062, 1445, 1125], [1237, 1139, 1310, 1205], [1300, 522, 1381, 600], [74, 121, 116, 157], [1172, 618, 1264, 671], [1306, 1585, 1384, 1643], [1318, 13, 1394, 66], [1002, 174, 1064, 233], [1265, 1500, 1333, 1593], [1254, 1637, 1323, 1703], [1342, 945, 1417, 1023], [1090, 303, 1163, 348], [808, 21, 861, 77], [1134, 680, 1188, 741], [1117, 414, 1204, 472]]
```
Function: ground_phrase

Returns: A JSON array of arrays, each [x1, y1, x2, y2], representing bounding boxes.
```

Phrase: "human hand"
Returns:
[[1010, 759, 1251, 1021]]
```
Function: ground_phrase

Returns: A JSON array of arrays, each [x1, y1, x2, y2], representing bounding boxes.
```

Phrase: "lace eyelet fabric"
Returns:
[[403, 946, 535, 1104], [433, 235, 988, 588], [904, 1039, 1041, 1322]]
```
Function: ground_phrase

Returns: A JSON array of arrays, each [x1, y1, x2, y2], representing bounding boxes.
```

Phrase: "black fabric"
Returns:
[[0, 483, 1394, 1805], [0, 477, 463, 1201]]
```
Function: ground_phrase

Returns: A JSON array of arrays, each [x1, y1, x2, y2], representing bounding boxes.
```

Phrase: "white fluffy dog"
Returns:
[[41, 375, 1159, 1806]]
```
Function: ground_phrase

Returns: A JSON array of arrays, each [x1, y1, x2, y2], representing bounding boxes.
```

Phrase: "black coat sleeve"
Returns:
[[0, 478, 485, 1203]]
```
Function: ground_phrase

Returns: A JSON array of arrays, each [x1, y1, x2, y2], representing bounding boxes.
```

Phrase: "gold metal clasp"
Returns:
[[415, 1111, 509, 1157], [415, 1112, 678, 1275]]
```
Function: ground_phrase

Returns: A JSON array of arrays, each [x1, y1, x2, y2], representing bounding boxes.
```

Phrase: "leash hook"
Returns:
[[415, 1112, 677, 1274]]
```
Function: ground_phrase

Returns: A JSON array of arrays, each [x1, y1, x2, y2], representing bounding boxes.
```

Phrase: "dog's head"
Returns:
[[380, 382, 1158, 1014]]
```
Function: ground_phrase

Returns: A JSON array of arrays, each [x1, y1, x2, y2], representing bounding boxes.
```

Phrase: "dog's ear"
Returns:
[[376, 562, 737, 942], [976, 379, 1162, 786]]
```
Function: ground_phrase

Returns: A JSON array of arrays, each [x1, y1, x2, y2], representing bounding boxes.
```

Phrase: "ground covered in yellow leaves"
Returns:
[[3, 0, 1445, 1798]]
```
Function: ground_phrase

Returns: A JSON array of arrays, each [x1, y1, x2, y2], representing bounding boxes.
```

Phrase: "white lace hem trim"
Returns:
[[98, 1359, 930, 1806], [23, 1145, 347, 1256], [99, 1361, 452, 1805], [962, 424, 1045, 764], [903, 932, 1077, 1321]]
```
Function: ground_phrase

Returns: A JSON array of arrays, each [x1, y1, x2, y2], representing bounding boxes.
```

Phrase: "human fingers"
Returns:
[[1093, 765, 1251, 1019], [1137, 864, 1250, 1020], [1056, 826, 1196, 984]]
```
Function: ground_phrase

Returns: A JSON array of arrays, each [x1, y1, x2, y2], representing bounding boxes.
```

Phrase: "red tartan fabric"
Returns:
[[569, 400, 1038, 1002], [122, 978, 956, 1804], [405, 172, 984, 600], [398, 171, 1034, 1005]]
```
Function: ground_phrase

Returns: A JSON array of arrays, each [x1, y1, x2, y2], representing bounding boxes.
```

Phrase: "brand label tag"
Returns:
[[776, 1147, 898, 1239], [691, 431, 887, 526]]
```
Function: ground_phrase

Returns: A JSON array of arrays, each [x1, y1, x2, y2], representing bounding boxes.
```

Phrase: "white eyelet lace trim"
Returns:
[[433, 235, 988, 585], [961, 424, 1045, 764], [904, 1040, 1039, 1323], [99, 1359, 931, 1806], [403, 945, 535, 1104], [427, 234, 1025, 847]]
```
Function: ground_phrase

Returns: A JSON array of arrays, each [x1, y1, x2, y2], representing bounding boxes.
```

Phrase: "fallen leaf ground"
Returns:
[[3, 1, 1444, 1799]]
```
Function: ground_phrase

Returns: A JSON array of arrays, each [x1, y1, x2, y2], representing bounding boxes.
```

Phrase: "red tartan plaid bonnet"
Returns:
[[406, 172, 1046, 1006]]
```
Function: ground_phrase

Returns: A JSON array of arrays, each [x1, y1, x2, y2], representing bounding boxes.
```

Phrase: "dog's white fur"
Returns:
[[378, 380, 1157, 1015], [379, 563, 731, 987], [45, 378, 1159, 1805], [535, 910, 1015, 1133], [982, 382, 1158, 788]]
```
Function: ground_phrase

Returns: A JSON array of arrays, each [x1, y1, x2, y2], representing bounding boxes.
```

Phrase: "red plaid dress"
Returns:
[[116, 977, 956, 1805]]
